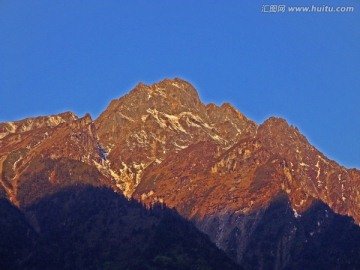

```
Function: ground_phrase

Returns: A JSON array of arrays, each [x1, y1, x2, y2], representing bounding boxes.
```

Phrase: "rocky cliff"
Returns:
[[1, 78, 359, 269]]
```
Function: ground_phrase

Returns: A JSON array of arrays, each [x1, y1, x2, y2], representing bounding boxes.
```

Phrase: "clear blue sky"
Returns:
[[1, 1, 359, 168]]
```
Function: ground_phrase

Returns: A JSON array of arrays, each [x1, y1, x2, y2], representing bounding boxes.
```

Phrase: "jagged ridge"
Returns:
[[0, 77, 359, 268]]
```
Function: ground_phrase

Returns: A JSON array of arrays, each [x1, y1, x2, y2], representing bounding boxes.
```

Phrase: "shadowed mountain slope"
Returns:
[[0, 185, 239, 270]]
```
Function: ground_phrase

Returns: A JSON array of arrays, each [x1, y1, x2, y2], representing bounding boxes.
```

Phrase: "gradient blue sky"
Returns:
[[1, 1, 359, 168]]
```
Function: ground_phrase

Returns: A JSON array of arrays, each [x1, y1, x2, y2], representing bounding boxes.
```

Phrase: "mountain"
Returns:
[[1, 77, 360, 269], [95, 78, 256, 196], [0, 112, 114, 207]]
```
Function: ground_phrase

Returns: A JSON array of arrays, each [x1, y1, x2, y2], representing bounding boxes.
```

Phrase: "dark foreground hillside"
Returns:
[[0, 185, 239, 270], [236, 194, 360, 270]]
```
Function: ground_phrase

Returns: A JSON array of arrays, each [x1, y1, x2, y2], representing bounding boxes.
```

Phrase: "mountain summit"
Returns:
[[95, 78, 256, 195], [1, 78, 360, 269]]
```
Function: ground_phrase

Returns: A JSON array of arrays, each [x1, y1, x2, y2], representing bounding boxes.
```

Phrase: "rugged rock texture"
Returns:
[[1, 78, 360, 269], [95, 78, 256, 196], [0, 112, 78, 139], [257, 117, 360, 222], [133, 100, 360, 265], [135, 111, 360, 222], [0, 113, 113, 206], [105, 79, 360, 266]]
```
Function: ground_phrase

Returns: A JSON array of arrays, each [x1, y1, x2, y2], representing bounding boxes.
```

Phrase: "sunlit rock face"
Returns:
[[95, 78, 256, 196], [0, 113, 113, 207], [1, 78, 359, 268]]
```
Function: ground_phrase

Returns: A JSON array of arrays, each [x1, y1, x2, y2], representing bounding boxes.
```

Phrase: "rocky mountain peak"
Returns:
[[71, 113, 93, 128], [0, 112, 78, 140], [257, 117, 308, 148], [252, 116, 360, 222], [0, 111, 111, 207], [1, 78, 360, 269], [220, 102, 247, 121], [94, 78, 256, 196], [129, 77, 203, 116], [258, 116, 294, 135]]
